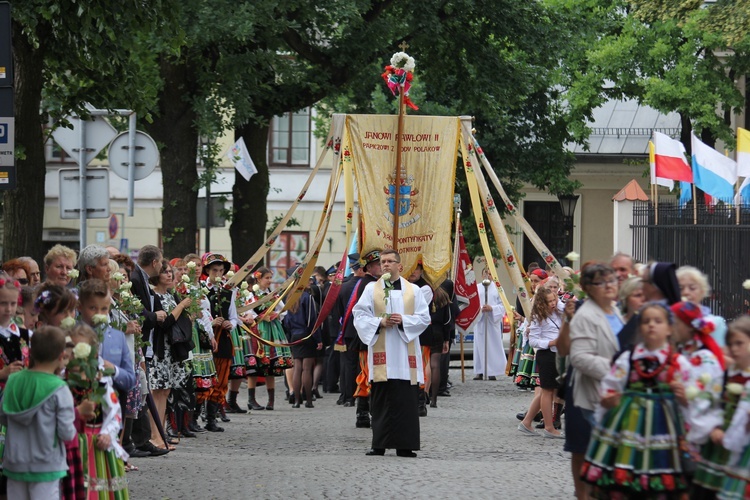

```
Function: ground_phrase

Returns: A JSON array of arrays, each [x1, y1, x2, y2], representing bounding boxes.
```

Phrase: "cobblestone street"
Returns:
[[129, 372, 574, 499]]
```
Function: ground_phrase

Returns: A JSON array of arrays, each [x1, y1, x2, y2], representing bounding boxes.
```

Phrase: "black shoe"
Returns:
[[128, 448, 151, 458], [516, 412, 526, 421], [355, 417, 371, 428], [137, 443, 169, 457], [288, 394, 296, 405], [365, 448, 385, 456], [488, 376, 497, 381], [312, 388, 322, 399], [227, 401, 247, 414], [438, 390, 451, 397], [473, 374, 483, 380], [248, 401, 265, 411], [396, 449, 417, 458], [219, 409, 231, 423], [429, 402, 437, 408], [534, 411, 543, 422], [189, 421, 206, 433], [265, 404, 274, 411], [292, 402, 301, 408], [342, 401, 354, 407], [205, 421, 224, 432], [305, 402, 314, 408], [418, 405, 428, 417], [536, 420, 545, 429], [336, 396, 345, 405], [181, 428, 197, 438]]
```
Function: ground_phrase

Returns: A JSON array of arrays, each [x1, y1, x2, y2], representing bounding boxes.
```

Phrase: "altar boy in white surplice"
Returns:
[[353, 249, 431, 458]]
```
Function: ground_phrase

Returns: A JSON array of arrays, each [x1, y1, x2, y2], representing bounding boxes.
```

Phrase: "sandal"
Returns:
[[124, 463, 139, 472]]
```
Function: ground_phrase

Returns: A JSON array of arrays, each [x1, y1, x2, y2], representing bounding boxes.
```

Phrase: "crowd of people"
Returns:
[[499, 252, 750, 500], [1, 239, 749, 499], [0, 242, 463, 498]]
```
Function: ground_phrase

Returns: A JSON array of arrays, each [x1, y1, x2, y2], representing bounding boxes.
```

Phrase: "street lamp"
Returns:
[[557, 194, 579, 221]]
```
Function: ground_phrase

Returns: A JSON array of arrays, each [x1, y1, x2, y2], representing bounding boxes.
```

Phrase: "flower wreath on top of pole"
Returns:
[[382, 51, 419, 110]]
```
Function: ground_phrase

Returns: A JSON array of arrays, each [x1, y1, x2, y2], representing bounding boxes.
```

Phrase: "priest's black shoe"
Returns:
[[365, 448, 385, 456], [516, 412, 526, 421], [181, 427, 197, 438], [205, 420, 224, 432], [396, 450, 417, 458]]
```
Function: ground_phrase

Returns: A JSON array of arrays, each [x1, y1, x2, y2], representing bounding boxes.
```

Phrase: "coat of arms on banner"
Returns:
[[384, 171, 419, 224]]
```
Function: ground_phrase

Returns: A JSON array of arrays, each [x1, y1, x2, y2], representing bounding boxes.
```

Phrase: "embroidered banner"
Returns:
[[344, 114, 459, 284]]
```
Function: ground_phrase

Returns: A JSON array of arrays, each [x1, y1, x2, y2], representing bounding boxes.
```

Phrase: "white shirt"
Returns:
[[528, 311, 562, 353]]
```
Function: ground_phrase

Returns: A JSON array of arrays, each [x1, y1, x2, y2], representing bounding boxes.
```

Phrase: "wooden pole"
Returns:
[[392, 83, 406, 251], [737, 180, 741, 225], [655, 185, 659, 225]]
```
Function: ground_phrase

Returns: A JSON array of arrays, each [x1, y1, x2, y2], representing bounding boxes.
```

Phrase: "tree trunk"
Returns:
[[230, 121, 269, 266], [4, 21, 46, 260], [143, 58, 198, 258]]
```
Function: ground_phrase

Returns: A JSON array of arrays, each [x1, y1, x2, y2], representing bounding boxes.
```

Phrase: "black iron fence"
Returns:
[[632, 200, 750, 320]]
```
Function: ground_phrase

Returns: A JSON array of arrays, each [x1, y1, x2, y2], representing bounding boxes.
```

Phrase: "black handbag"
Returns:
[[169, 316, 195, 362]]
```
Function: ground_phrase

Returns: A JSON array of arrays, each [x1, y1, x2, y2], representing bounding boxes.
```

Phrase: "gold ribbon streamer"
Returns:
[[459, 118, 531, 318], [227, 115, 345, 288], [460, 119, 570, 281], [458, 133, 515, 318]]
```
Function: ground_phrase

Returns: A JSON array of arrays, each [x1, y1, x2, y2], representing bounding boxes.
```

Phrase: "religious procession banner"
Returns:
[[344, 114, 459, 284]]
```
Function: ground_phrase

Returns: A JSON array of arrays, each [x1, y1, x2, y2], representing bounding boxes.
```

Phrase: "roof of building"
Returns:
[[612, 179, 650, 202], [568, 99, 681, 156]]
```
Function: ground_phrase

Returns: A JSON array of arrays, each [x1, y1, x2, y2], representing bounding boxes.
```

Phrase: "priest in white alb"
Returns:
[[472, 269, 507, 380], [353, 249, 431, 457]]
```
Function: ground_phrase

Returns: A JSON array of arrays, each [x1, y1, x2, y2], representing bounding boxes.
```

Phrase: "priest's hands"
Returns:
[[380, 313, 403, 327]]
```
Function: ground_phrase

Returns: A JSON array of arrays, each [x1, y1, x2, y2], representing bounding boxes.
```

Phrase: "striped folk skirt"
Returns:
[[228, 327, 247, 380], [514, 341, 538, 388], [581, 389, 688, 497], [81, 426, 129, 500], [191, 323, 217, 391], [719, 442, 750, 500]]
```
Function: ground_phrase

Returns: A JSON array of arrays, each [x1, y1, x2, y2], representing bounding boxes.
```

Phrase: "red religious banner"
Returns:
[[454, 221, 480, 332]]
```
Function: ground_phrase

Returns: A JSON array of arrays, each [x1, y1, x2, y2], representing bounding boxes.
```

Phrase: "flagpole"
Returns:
[[655, 185, 659, 225], [692, 183, 698, 225], [452, 201, 461, 281]]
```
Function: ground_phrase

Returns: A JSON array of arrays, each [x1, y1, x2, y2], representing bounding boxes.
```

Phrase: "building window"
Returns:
[[522, 201, 573, 269], [269, 108, 311, 167]]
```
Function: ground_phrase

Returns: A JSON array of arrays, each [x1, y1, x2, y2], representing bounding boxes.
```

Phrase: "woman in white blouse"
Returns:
[[518, 287, 564, 438]]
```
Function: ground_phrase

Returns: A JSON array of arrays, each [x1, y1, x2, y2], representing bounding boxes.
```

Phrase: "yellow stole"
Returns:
[[372, 277, 418, 385]]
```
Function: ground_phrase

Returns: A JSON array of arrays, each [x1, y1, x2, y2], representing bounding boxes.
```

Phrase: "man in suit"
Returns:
[[128, 245, 168, 457]]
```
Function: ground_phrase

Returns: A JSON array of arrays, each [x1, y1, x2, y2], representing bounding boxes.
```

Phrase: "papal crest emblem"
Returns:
[[383, 171, 419, 217]]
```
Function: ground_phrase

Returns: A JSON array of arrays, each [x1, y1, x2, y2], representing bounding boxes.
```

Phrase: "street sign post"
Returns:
[[58, 168, 110, 220]]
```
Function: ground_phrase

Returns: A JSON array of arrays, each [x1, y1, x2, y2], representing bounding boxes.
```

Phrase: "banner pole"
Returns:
[[392, 82, 407, 250], [460, 331, 465, 383], [482, 280, 490, 381], [692, 183, 698, 225]]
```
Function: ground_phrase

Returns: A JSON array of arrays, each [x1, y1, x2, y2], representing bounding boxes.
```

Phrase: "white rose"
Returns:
[[112, 272, 124, 282], [187, 261, 197, 269], [226, 271, 234, 278], [744, 279, 750, 290], [390, 51, 408, 67], [565, 251, 580, 262], [685, 386, 700, 401], [241, 282, 249, 290], [60, 317, 76, 330], [181, 274, 190, 283], [699, 372, 712, 385], [92, 314, 109, 326], [404, 56, 415, 72], [252, 284, 260, 293], [214, 276, 222, 283], [120, 290, 131, 299], [202, 287, 210, 295], [67, 269, 79, 279], [73, 342, 91, 360], [122, 282, 133, 290], [726, 383, 745, 396], [381, 272, 391, 282]]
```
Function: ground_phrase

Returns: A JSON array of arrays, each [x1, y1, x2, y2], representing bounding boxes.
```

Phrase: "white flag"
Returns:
[[226, 137, 257, 181]]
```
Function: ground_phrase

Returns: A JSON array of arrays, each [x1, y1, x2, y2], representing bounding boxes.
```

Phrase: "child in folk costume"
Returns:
[[66, 324, 129, 500], [190, 296, 217, 432], [200, 253, 239, 432], [690, 316, 750, 499], [713, 317, 750, 500], [581, 302, 693, 499], [246, 268, 292, 411]]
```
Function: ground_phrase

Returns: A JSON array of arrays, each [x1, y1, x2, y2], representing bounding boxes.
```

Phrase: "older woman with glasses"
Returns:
[[2, 258, 31, 285], [565, 262, 624, 500]]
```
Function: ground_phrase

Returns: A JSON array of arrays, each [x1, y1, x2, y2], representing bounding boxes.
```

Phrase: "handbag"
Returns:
[[169, 316, 195, 362]]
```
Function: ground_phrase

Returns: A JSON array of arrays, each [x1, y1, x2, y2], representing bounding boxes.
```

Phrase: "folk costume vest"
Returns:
[[372, 277, 418, 385]]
